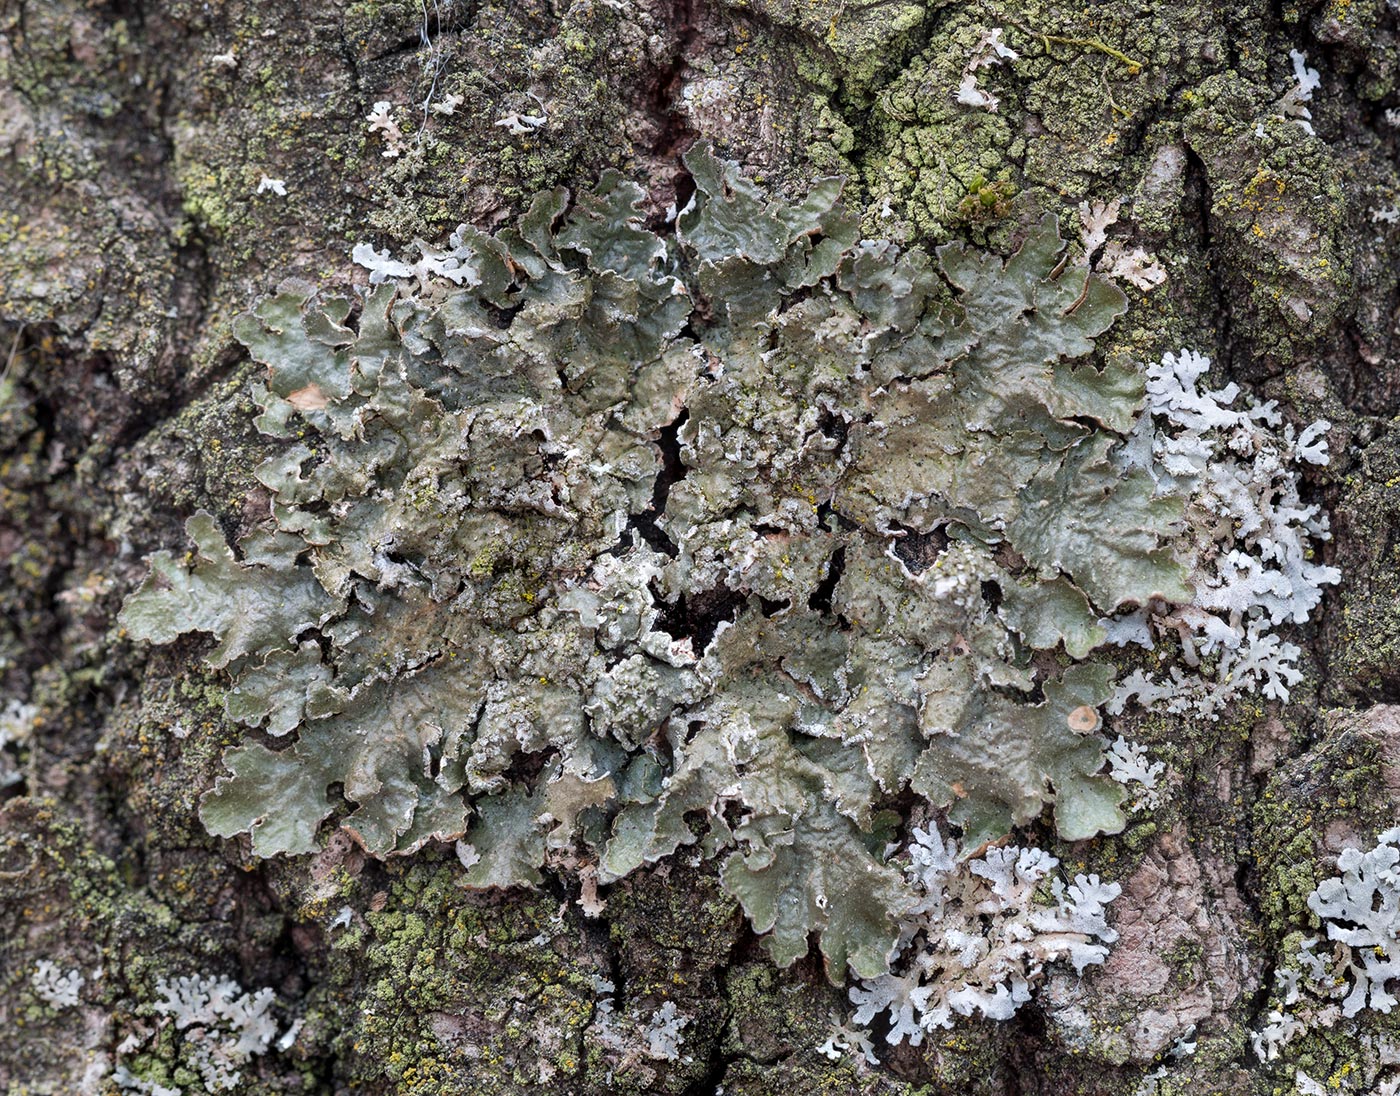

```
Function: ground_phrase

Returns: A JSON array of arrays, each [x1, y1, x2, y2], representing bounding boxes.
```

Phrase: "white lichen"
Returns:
[[1105, 735, 1166, 810], [1108, 348, 1338, 720], [969, 27, 1019, 67], [31, 960, 84, 1008], [1078, 199, 1166, 290], [1280, 49, 1321, 134], [1307, 827, 1400, 1016], [1295, 1071, 1327, 1096], [352, 227, 494, 291], [494, 93, 548, 135], [494, 110, 547, 135], [848, 823, 1120, 1044], [0, 697, 34, 787], [276, 1019, 303, 1052], [429, 92, 464, 116], [114, 1066, 182, 1096], [1252, 1007, 1306, 1061], [1250, 830, 1400, 1065], [365, 100, 407, 158], [642, 1001, 690, 1061], [816, 1013, 880, 1065], [1098, 241, 1167, 290], [955, 73, 999, 111], [151, 974, 284, 1093], [954, 26, 1017, 112], [1079, 198, 1122, 260]]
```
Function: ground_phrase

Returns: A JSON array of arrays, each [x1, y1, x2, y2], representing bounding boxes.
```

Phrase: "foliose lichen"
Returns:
[[118, 144, 1328, 990]]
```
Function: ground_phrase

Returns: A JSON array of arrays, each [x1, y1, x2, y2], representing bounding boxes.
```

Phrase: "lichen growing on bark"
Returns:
[[115, 140, 1334, 1000], [5, 0, 1399, 1090]]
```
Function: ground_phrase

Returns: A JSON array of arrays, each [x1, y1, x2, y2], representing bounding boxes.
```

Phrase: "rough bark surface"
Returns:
[[2, 0, 1399, 1093]]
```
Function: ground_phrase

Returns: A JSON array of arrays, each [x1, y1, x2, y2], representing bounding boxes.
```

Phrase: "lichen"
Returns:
[[119, 144, 1311, 992], [846, 824, 1121, 1049]]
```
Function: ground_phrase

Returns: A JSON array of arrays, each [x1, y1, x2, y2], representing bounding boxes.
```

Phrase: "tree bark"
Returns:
[[2, 0, 1398, 1093]]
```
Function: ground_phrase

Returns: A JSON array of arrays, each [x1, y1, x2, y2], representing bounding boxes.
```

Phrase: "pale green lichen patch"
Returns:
[[121, 144, 1206, 982]]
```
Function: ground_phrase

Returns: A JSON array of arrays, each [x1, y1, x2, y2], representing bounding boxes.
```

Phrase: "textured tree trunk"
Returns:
[[3, 0, 1399, 1093]]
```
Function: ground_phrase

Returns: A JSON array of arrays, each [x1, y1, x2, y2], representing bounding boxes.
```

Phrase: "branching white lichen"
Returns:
[[817, 1014, 880, 1065], [429, 92, 463, 116], [1308, 828, 1400, 1016], [146, 974, 288, 1093], [1108, 348, 1337, 719], [585, 978, 692, 1066], [1295, 1068, 1400, 1096], [31, 960, 83, 1008], [956, 26, 1018, 112], [1251, 830, 1400, 1066], [495, 92, 548, 135], [1106, 735, 1166, 810], [643, 1001, 690, 1061], [955, 74, 999, 111], [365, 100, 407, 158], [1098, 241, 1167, 290], [844, 823, 1119, 1051], [1078, 198, 1167, 291], [1079, 198, 1122, 260], [113, 1066, 182, 1096]]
